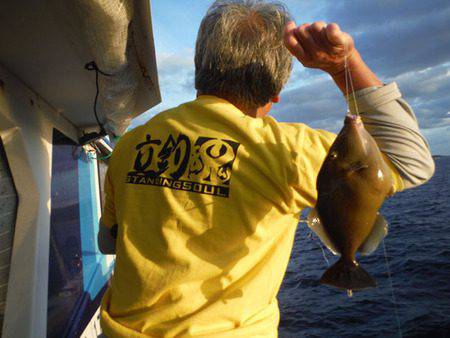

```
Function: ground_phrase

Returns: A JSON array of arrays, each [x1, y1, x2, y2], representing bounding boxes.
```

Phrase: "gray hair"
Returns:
[[195, 0, 292, 110]]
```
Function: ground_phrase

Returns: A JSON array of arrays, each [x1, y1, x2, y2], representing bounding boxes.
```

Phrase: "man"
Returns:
[[98, 1, 434, 337]]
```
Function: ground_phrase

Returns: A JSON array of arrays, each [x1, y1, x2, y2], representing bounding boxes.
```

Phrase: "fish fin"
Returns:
[[320, 258, 377, 291], [306, 208, 339, 255], [358, 213, 389, 256]]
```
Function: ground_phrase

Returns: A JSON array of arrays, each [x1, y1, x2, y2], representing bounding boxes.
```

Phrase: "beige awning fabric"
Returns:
[[74, 0, 161, 136], [0, 0, 161, 136]]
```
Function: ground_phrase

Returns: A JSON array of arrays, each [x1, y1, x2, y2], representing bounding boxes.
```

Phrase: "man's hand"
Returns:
[[284, 21, 355, 76], [98, 218, 117, 255], [284, 21, 382, 93]]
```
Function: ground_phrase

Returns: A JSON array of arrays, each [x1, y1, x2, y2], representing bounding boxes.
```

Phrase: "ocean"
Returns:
[[278, 156, 450, 338]]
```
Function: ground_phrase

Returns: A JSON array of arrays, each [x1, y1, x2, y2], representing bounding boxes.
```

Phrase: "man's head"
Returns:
[[195, 0, 292, 112]]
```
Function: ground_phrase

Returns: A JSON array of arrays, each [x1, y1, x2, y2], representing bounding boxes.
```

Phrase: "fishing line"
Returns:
[[304, 228, 331, 268], [344, 40, 360, 116], [344, 32, 403, 336], [346, 33, 402, 334], [382, 240, 403, 338], [300, 217, 331, 267], [317, 239, 330, 267], [344, 41, 351, 109]]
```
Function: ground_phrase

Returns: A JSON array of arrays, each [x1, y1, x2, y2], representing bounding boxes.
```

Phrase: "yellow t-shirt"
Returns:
[[100, 95, 403, 337]]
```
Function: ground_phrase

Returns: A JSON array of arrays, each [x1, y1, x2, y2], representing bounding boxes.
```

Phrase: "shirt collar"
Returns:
[[193, 95, 247, 118]]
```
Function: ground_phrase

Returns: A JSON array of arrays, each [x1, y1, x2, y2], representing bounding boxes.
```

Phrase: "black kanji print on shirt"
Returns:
[[126, 133, 240, 198]]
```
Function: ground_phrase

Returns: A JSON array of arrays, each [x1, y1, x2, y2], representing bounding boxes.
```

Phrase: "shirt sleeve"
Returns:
[[347, 82, 435, 189]]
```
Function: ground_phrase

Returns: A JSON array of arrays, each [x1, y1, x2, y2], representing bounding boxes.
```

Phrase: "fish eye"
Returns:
[[330, 151, 338, 160]]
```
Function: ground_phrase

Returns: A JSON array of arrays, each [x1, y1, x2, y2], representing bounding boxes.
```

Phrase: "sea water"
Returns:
[[278, 156, 450, 338]]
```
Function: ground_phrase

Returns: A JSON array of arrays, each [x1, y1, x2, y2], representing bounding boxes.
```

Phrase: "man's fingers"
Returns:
[[285, 21, 356, 72], [284, 21, 307, 60], [319, 27, 339, 54], [308, 21, 327, 48], [284, 20, 297, 35], [294, 23, 319, 60], [326, 23, 347, 46]]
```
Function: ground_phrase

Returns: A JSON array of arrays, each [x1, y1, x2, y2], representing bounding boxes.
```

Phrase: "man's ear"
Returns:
[[271, 95, 281, 103]]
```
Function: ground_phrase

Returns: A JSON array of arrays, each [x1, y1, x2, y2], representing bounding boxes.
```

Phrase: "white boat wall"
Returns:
[[0, 1, 160, 337]]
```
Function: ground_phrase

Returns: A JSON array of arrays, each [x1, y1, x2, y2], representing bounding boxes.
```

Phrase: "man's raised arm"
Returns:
[[284, 21, 434, 188]]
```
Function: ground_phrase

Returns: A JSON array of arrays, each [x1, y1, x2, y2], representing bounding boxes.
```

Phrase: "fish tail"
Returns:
[[320, 258, 377, 291]]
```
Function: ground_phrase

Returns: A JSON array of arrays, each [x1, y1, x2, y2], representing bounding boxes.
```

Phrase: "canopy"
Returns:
[[0, 0, 161, 136]]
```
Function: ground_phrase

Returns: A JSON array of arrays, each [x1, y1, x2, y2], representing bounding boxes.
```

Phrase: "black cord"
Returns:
[[84, 61, 113, 135]]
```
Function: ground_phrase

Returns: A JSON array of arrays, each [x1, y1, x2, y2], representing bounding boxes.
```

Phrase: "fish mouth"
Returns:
[[345, 114, 362, 125], [344, 114, 363, 131]]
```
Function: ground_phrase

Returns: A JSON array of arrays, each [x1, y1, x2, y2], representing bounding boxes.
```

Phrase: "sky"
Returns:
[[132, 0, 450, 155]]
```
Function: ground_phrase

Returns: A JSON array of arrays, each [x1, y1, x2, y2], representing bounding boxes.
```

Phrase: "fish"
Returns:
[[307, 114, 394, 292]]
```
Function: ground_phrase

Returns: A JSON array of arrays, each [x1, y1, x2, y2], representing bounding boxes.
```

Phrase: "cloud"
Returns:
[[131, 50, 196, 128], [273, 76, 347, 133], [321, 1, 450, 77], [272, 61, 450, 135], [272, 1, 450, 149], [422, 126, 450, 155], [322, 0, 450, 30], [156, 50, 195, 97], [387, 63, 450, 129], [131, 0, 450, 154]]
